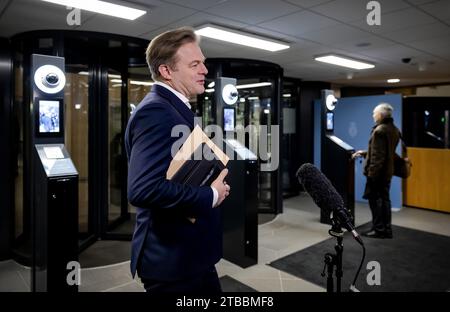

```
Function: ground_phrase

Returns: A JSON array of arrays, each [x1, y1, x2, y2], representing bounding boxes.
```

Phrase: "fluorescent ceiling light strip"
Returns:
[[41, 0, 146, 20], [195, 26, 289, 52], [315, 55, 374, 70], [130, 80, 153, 86], [387, 78, 400, 83], [205, 82, 271, 93], [78, 72, 121, 79], [236, 82, 272, 89]]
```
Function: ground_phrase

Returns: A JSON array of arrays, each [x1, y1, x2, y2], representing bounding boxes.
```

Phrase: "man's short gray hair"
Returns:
[[374, 103, 393, 118]]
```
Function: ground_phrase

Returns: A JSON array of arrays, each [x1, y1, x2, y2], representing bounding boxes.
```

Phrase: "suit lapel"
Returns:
[[152, 84, 194, 129]]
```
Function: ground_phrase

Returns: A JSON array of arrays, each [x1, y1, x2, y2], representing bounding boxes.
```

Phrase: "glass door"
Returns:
[[281, 78, 301, 198], [237, 78, 277, 212], [202, 59, 283, 214], [64, 66, 90, 245], [106, 69, 128, 235], [104, 66, 153, 237]]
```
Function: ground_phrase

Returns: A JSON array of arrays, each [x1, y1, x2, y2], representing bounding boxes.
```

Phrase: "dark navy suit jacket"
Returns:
[[125, 84, 222, 281]]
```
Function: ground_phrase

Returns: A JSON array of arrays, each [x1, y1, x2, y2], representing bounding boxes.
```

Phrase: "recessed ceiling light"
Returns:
[[315, 55, 375, 70], [236, 82, 272, 89], [195, 25, 289, 52], [387, 78, 400, 83], [204, 82, 272, 94], [41, 0, 146, 20], [130, 80, 153, 86]]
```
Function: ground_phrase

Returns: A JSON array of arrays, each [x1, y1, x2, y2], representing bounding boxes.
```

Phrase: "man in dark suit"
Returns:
[[352, 103, 400, 239], [125, 27, 230, 293]]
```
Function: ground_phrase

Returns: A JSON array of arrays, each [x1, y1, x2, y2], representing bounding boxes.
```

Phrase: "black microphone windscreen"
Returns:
[[296, 163, 344, 213]]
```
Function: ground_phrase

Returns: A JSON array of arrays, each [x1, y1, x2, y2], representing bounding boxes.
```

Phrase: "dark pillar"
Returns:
[[0, 37, 13, 260]]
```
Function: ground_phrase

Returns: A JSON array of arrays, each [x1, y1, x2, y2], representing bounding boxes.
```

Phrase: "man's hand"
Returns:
[[211, 169, 230, 207], [352, 150, 366, 159]]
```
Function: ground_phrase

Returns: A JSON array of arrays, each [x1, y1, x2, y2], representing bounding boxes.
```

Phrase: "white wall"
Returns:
[[416, 85, 450, 96]]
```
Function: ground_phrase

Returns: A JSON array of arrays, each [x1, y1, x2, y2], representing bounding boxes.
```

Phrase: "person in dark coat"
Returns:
[[352, 103, 400, 239]]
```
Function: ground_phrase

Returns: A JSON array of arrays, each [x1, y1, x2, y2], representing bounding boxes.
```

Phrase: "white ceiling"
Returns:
[[1, 0, 449, 87]]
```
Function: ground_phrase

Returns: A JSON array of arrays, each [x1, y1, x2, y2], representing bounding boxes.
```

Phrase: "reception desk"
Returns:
[[404, 147, 450, 213]]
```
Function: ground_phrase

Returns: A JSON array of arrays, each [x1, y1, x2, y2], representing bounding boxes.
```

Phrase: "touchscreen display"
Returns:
[[39, 100, 60, 133], [224, 108, 235, 132], [326, 112, 334, 131]]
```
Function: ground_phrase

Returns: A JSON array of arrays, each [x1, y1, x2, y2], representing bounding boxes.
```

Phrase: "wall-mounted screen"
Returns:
[[326, 112, 334, 131], [224, 108, 235, 132]]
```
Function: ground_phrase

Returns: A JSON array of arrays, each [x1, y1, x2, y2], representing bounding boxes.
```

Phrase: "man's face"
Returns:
[[167, 42, 208, 99]]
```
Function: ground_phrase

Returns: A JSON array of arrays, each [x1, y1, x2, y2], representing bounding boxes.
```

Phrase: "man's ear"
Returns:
[[158, 64, 172, 80]]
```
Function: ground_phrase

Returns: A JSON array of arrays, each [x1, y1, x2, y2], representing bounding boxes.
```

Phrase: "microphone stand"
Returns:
[[321, 216, 344, 293]]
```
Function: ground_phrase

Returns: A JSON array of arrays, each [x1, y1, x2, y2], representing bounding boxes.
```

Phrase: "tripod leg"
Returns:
[[324, 253, 334, 292], [335, 238, 344, 293]]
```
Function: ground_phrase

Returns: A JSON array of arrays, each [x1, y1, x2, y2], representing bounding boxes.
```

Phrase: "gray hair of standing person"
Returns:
[[374, 103, 394, 118]]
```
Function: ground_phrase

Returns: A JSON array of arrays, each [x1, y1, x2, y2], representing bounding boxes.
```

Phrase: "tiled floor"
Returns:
[[1, 194, 449, 292]]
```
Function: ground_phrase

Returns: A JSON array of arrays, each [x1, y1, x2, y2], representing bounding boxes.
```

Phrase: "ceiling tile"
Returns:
[[163, 11, 249, 30], [0, 0, 10, 14], [198, 38, 238, 56], [407, 35, 450, 59], [358, 44, 425, 63], [258, 10, 339, 38], [350, 7, 437, 34], [136, 26, 169, 40], [205, 0, 301, 25], [331, 35, 395, 52], [133, 1, 196, 26], [381, 22, 450, 43], [284, 0, 335, 9], [160, 0, 228, 10], [299, 24, 370, 45], [78, 15, 159, 37], [419, 0, 450, 21], [244, 25, 301, 41], [310, 0, 410, 23], [219, 40, 324, 64], [399, 0, 439, 5], [0, 0, 95, 37], [284, 60, 346, 80]]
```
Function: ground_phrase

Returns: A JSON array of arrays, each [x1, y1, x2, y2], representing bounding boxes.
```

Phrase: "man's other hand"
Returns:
[[211, 169, 230, 207]]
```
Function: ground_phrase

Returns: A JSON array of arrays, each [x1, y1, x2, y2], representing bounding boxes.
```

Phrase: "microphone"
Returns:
[[296, 163, 363, 246]]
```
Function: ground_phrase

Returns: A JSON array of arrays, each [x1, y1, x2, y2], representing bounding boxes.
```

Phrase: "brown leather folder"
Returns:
[[166, 125, 230, 223]]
